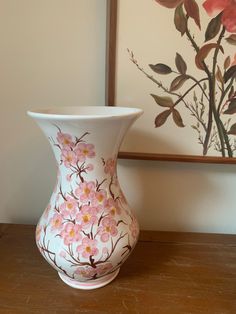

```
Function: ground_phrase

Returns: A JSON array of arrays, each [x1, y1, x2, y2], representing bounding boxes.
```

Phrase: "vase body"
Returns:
[[28, 106, 143, 289]]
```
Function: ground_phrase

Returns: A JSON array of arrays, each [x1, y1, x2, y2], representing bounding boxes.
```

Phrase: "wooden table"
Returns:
[[0, 224, 236, 313]]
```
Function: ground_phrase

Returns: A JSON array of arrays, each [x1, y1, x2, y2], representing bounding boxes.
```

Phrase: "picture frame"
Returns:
[[106, 0, 236, 164]]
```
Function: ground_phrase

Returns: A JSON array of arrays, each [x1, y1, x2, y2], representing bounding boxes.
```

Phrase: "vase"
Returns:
[[27, 106, 143, 290]]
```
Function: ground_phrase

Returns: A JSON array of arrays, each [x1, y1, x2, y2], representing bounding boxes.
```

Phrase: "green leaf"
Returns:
[[175, 53, 187, 74], [174, 4, 187, 36], [224, 99, 236, 114], [224, 65, 236, 83], [149, 63, 172, 74], [150, 94, 174, 107], [225, 34, 236, 45], [205, 13, 221, 42], [170, 75, 188, 91], [228, 123, 236, 135], [184, 0, 201, 29], [172, 109, 185, 127], [155, 110, 172, 127]]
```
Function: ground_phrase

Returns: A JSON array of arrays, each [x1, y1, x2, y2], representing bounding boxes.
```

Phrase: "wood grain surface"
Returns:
[[0, 223, 236, 313]]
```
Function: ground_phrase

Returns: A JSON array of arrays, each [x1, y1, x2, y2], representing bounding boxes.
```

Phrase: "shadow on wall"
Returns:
[[117, 130, 236, 233]]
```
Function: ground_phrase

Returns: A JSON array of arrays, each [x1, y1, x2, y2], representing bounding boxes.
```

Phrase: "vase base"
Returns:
[[58, 268, 120, 290]]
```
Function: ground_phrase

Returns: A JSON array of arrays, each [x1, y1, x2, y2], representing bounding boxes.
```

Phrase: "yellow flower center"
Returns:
[[97, 195, 104, 202], [105, 226, 111, 233], [67, 203, 73, 210], [63, 138, 70, 145], [110, 208, 116, 216], [66, 156, 72, 162], [83, 215, 90, 223], [84, 187, 90, 196], [69, 229, 75, 237], [54, 219, 60, 226], [85, 246, 91, 253], [83, 149, 89, 155]]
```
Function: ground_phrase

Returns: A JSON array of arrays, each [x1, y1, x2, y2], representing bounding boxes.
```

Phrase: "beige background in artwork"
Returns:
[[115, 0, 236, 156], [0, 0, 235, 234]]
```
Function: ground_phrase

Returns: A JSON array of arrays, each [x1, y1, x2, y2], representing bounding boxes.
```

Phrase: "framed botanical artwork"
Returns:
[[106, 0, 236, 164]]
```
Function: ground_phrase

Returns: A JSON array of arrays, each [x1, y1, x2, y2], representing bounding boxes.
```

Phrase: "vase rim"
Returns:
[[27, 106, 143, 120]]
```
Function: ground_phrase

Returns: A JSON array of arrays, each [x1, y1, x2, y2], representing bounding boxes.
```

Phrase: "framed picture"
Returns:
[[106, 0, 236, 164]]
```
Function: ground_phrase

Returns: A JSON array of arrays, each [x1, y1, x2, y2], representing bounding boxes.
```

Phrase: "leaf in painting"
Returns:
[[172, 109, 185, 127], [170, 75, 188, 91], [149, 63, 172, 74], [175, 53, 187, 74], [205, 13, 221, 42], [174, 4, 187, 36], [184, 0, 201, 29], [150, 94, 174, 107], [155, 110, 172, 127]]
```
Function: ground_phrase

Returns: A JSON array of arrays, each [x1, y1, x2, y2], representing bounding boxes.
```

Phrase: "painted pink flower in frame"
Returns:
[[98, 217, 118, 243], [75, 181, 96, 203], [60, 223, 81, 245], [57, 132, 74, 148], [75, 143, 95, 162], [76, 205, 98, 228], [203, 0, 236, 32], [76, 237, 99, 258], [50, 213, 63, 232], [61, 149, 77, 168]]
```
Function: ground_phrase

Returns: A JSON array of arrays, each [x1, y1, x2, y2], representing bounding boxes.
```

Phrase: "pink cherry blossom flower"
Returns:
[[44, 204, 51, 219], [75, 181, 96, 203], [60, 197, 78, 218], [203, 0, 236, 33], [91, 190, 107, 206], [75, 266, 97, 279], [98, 217, 118, 242], [57, 132, 74, 148], [104, 158, 116, 176], [66, 174, 72, 182], [75, 143, 95, 162], [104, 198, 121, 216], [76, 237, 99, 258], [76, 205, 98, 228], [60, 223, 81, 245], [96, 263, 113, 276], [59, 251, 66, 258], [36, 225, 42, 242], [129, 219, 139, 239], [86, 163, 94, 172], [61, 149, 77, 168], [50, 213, 63, 232]]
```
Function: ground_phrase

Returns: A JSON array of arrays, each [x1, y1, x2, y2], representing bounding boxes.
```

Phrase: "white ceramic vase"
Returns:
[[27, 106, 143, 289]]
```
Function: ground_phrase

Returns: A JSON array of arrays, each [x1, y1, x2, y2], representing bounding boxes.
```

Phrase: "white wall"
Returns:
[[0, 0, 235, 234]]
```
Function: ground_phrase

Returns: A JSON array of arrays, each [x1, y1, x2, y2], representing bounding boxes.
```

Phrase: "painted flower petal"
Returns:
[[221, 5, 236, 32], [155, 0, 183, 9], [203, 0, 231, 16]]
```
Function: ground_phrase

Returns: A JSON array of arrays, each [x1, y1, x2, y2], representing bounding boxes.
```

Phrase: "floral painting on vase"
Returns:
[[113, 0, 236, 160]]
